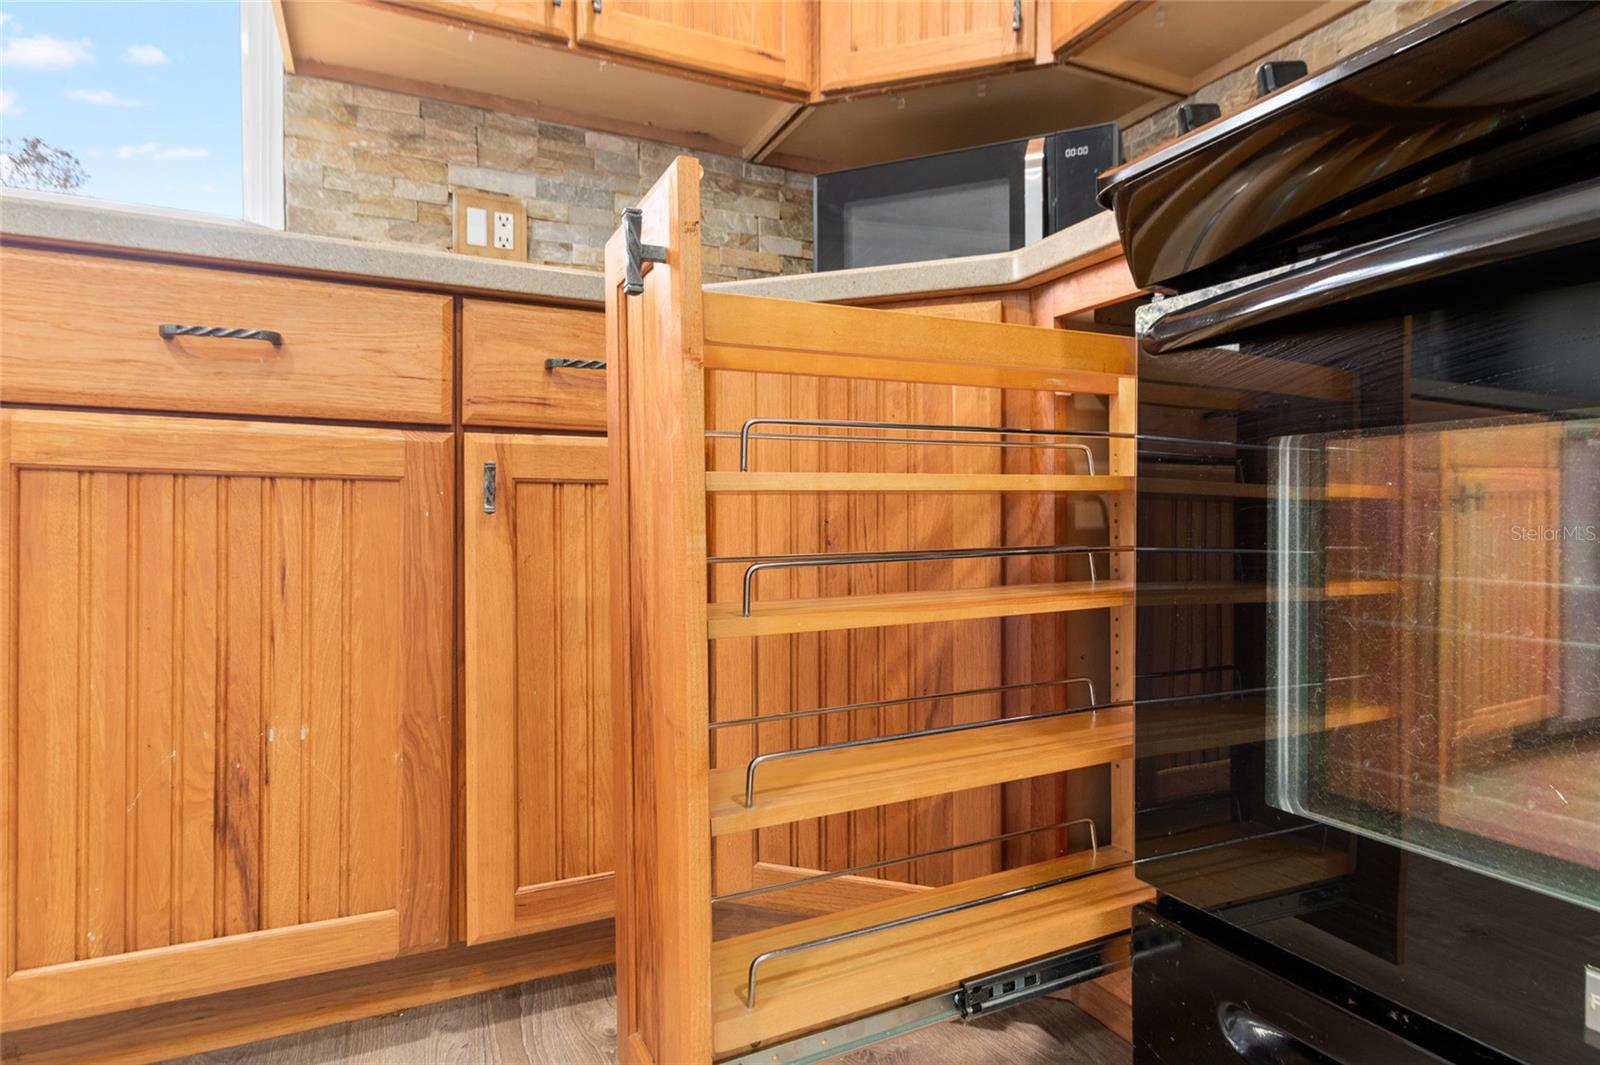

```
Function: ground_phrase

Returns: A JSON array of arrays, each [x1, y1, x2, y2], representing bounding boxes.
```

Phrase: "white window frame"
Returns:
[[240, 0, 285, 228]]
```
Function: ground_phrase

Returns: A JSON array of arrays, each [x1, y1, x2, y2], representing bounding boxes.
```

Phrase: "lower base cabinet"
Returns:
[[463, 432, 614, 943], [0, 409, 454, 1029]]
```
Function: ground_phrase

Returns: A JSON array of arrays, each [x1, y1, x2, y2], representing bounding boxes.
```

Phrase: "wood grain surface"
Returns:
[[173, 964, 1130, 1065]]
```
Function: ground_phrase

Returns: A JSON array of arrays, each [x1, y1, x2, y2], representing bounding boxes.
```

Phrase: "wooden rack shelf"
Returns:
[[711, 708, 1133, 835], [1137, 698, 1391, 759], [609, 158, 1143, 1065], [1139, 579, 1397, 607], [1139, 477, 1397, 501], [704, 471, 1133, 495], [710, 854, 1148, 1058], [708, 578, 1135, 638]]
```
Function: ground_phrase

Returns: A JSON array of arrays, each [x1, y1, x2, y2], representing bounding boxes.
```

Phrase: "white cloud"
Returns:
[[66, 88, 142, 108], [1, 33, 94, 69], [125, 43, 168, 65], [117, 142, 209, 161], [0, 88, 20, 116]]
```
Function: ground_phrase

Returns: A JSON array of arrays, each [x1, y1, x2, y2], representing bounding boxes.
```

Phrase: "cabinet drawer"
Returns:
[[461, 300, 606, 431], [0, 246, 452, 423]]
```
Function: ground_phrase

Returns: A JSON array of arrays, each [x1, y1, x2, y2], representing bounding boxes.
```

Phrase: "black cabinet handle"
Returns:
[[159, 323, 283, 346], [1218, 1003, 1342, 1065], [545, 358, 606, 371]]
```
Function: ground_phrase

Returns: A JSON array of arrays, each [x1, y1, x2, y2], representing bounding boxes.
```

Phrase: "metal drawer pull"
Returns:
[[744, 861, 1118, 1009], [741, 677, 1098, 808], [159, 323, 283, 346], [546, 357, 607, 371], [715, 817, 1097, 906]]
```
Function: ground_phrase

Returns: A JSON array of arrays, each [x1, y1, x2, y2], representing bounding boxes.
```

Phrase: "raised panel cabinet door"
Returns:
[[0, 410, 453, 1030], [463, 433, 612, 944], [388, 0, 572, 41], [819, 0, 1035, 92], [576, 0, 813, 93]]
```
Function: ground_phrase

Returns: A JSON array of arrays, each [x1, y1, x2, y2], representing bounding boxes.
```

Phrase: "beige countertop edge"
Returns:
[[0, 189, 607, 305], [710, 210, 1124, 304]]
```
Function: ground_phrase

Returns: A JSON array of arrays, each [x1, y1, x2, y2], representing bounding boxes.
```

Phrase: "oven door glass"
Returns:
[[1269, 416, 1600, 911]]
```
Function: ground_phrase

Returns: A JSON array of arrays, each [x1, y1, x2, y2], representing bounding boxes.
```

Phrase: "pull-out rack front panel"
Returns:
[[607, 158, 1149, 1065]]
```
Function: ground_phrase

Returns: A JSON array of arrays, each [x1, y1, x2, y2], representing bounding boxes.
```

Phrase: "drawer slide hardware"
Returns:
[[482, 460, 497, 514], [621, 207, 668, 296], [957, 932, 1130, 1016]]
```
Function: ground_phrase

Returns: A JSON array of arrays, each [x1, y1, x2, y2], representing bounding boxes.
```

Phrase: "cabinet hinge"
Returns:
[[622, 206, 669, 296], [483, 461, 497, 514], [1012, 0, 1022, 32]]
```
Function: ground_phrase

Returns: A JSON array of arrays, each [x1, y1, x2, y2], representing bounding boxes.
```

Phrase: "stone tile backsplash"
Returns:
[[282, 74, 813, 282]]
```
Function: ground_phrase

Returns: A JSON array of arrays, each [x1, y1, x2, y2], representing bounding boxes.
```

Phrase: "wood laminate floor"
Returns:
[[177, 965, 1130, 1064]]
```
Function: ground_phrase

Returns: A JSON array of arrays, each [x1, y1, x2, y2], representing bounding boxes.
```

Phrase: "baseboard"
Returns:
[[2, 920, 614, 1064]]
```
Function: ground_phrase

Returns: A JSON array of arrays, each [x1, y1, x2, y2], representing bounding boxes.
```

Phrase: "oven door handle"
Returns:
[[1218, 1002, 1344, 1065], [1141, 178, 1600, 354]]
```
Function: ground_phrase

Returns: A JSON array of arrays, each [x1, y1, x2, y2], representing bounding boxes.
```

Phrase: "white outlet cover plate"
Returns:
[[465, 206, 488, 247]]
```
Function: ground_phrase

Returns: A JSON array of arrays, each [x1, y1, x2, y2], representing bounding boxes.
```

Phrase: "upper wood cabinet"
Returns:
[[390, 0, 572, 41], [1050, 0, 1135, 53], [463, 433, 612, 945], [0, 409, 454, 1030], [576, 0, 813, 93], [819, 0, 1036, 93]]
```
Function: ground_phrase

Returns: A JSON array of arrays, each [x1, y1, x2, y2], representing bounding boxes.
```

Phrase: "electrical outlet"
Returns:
[[452, 188, 524, 260]]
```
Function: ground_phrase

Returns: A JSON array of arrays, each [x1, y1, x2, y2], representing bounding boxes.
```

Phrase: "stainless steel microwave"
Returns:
[[813, 124, 1120, 272]]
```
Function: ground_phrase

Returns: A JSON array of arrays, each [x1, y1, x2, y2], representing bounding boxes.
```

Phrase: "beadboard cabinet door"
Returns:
[[0, 410, 453, 1030], [576, 0, 813, 93], [391, 0, 572, 41], [819, 0, 1035, 92], [462, 433, 612, 944]]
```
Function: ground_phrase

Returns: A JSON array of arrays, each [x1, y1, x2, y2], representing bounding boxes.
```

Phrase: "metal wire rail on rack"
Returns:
[[712, 816, 1099, 905], [707, 420, 1322, 469], [741, 860, 1123, 1008], [729, 678, 1363, 808], [707, 544, 1296, 617]]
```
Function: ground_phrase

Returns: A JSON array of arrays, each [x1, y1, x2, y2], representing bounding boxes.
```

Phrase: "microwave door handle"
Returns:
[[1141, 177, 1600, 354], [1023, 137, 1046, 246]]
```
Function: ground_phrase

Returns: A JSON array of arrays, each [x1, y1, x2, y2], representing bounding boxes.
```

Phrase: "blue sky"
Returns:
[[0, 1, 242, 216]]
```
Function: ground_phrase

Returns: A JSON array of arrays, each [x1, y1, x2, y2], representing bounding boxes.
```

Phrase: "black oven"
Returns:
[[1098, 3, 1600, 1061], [812, 123, 1119, 271]]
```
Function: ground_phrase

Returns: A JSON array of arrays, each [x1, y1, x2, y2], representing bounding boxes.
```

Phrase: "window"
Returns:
[[0, 0, 281, 223]]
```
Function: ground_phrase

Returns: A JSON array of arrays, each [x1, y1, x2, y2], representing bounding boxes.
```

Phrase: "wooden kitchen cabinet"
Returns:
[[1048, 0, 1137, 53], [389, 0, 572, 41], [462, 433, 613, 944], [461, 300, 607, 432], [819, 0, 1036, 92], [577, 0, 813, 93], [0, 246, 453, 426], [0, 409, 454, 1030]]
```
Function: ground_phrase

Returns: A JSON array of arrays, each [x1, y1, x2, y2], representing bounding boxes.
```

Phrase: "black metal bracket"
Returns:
[[622, 206, 668, 296], [956, 933, 1130, 1017]]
